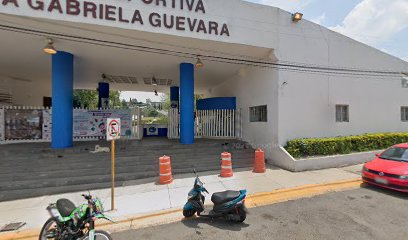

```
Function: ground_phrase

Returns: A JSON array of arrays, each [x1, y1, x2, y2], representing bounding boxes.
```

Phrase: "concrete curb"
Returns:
[[295, 151, 382, 172], [270, 145, 381, 172], [0, 178, 362, 240]]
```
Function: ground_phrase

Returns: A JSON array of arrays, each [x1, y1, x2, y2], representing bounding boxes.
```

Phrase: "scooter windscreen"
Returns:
[[194, 177, 203, 189]]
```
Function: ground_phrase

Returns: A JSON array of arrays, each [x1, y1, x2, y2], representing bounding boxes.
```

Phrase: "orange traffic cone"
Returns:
[[254, 148, 266, 173], [159, 155, 173, 184], [220, 152, 233, 178]]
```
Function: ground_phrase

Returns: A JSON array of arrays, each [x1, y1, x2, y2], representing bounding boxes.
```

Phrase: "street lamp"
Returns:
[[43, 38, 57, 55], [292, 12, 303, 22]]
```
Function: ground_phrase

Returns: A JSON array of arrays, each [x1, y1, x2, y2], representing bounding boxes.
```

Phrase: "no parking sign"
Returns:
[[107, 118, 121, 141]]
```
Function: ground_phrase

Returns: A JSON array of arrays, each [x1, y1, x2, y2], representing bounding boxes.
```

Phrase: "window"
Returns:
[[401, 107, 408, 122], [336, 105, 349, 122], [250, 105, 267, 122]]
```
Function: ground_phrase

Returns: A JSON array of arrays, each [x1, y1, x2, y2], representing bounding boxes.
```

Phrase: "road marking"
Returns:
[[0, 178, 362, 240], [246, 178, 362, 208]]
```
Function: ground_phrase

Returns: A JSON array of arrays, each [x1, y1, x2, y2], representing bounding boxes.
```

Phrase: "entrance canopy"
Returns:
[[0, 13, 273, 105]]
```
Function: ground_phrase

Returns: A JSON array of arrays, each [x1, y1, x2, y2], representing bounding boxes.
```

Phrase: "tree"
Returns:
[[73, 90, 98, 109], [73, 89, 125, 109], [109, 91, 123, 109]]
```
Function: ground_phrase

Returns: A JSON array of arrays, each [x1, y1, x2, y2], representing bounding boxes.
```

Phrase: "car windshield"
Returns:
[[380, 147, 408, 162]]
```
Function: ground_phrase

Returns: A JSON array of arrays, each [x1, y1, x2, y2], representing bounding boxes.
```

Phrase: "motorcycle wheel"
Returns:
[[235, 206, 247, 223], [81, 230, 112, 240], [39, 217, 60, 240], [183, 209, 196, 218]]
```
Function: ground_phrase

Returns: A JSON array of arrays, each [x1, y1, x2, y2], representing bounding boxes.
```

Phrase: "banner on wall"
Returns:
[[0, 108, 4, 141], [73, 109, 132, 138], [42, 108, 52, 141], [4, 109, 43, 140]]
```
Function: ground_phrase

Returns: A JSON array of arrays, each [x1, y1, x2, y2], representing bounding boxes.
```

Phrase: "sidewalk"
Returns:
[[0, 164, 363, 233]]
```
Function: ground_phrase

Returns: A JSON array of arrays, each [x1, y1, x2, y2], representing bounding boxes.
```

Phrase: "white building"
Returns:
[[0, 0, 407, 167]]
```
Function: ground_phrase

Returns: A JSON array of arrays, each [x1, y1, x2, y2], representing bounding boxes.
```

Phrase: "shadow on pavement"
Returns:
[[181, 216, 250, 232], [360, 182, 408, 200]]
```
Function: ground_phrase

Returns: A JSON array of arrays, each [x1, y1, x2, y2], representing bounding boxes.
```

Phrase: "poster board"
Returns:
[[42, 108, 52, 141], [4, 109, 43, 140], [73, 109, 131, 138], [0, 107, 4, 141]]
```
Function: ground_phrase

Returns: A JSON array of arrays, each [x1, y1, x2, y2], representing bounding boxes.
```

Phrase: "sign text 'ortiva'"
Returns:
[[1, 0, 230, 37]]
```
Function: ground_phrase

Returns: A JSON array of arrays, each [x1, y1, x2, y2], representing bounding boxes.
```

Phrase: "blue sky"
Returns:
[[247, 0, 408, 62]]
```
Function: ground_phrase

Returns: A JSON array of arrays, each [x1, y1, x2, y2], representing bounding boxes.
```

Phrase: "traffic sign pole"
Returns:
[[111, 139, 115, 211], [107, 118, 120, 211]]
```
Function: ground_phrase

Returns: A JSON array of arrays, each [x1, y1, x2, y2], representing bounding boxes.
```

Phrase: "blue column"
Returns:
[[180, 63, 194, 144], [98, 82, 110, 109], [52, 51, 74, 149], [170, 86, 179, 109]]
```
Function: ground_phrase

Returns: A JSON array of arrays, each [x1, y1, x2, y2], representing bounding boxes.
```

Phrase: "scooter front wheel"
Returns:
[[183, 209, 196, 218], [236, 210, 246, 223], [235, 205, 247, 223]]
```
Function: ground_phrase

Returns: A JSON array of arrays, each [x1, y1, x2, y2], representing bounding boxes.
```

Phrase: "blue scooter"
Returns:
[[183, 172, 248, 223]]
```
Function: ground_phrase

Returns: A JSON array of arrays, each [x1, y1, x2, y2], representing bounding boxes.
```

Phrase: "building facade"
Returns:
[[0, 0, 407, 162]]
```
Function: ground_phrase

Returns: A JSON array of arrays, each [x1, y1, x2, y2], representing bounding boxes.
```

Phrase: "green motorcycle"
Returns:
[[39, 193, 113, 240]]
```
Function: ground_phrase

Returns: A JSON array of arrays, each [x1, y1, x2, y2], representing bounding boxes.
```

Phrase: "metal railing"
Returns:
[[168, 108, 240, 139]]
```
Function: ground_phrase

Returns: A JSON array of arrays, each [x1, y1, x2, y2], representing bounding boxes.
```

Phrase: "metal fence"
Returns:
[[168, 108, 241, 139]]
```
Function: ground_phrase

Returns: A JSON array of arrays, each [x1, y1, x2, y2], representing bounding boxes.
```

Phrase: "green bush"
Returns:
[[285, 133, 408, 158]]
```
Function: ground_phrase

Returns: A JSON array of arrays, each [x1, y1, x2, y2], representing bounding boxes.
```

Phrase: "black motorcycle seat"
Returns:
[[211, 190, 241, 205], [56, 199, 76, 217]]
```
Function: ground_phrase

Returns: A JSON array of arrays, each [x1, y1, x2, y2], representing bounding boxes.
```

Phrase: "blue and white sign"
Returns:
[[146, 125, 159, 136]]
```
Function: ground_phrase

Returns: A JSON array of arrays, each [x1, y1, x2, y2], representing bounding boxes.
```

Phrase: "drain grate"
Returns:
[[0, 222, 26, 232]]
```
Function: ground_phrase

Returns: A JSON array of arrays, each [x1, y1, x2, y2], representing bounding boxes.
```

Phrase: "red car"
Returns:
[[362, 143, 408, 193]]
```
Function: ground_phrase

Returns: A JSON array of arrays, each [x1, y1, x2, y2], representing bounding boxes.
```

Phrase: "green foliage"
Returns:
[[73, 90, 98, 109], [285, 133, 408, 158], [109, 91, 123, 108], [73, 89, 125, 109], [142, 105, 160, 117], [141, 117, 168, 125], [161, 94, 171, 111]]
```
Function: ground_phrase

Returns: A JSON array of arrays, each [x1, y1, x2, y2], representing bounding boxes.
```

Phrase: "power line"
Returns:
[[0, 24, 404, 79]]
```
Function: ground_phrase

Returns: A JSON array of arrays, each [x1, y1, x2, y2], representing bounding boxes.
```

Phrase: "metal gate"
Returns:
[[168, 108, 241, 139]]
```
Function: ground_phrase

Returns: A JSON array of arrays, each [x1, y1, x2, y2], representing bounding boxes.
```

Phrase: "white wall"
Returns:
[[0, 77, 51, 106], [208, 67, 279, 158], [0, 0, 280, 50], [276, 14, 408, 146]]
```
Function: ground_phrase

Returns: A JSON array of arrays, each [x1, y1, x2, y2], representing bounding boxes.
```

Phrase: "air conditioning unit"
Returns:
[[0, 89, 12, 105]]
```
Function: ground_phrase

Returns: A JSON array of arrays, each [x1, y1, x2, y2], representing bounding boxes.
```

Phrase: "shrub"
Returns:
[[285, 133, 408, 158]]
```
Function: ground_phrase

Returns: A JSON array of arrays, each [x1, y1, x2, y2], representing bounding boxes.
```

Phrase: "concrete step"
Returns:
[[0, 152, 253, 172], [0, 157, 253, 184], [0, 139, 255, 201], [0, 151, 254, 170], [0, 147, 254, 161]]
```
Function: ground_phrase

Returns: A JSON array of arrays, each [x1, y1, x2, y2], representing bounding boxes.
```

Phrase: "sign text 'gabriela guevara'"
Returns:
[[1, 0, 230, 37]]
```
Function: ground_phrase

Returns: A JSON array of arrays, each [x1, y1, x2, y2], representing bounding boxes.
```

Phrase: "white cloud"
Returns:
[[257, 0, 314, 12], [311, 12, 326, 25], [330, 0, 408, 46]]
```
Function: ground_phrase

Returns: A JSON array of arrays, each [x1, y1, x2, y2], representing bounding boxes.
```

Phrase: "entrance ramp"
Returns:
[[0, 139, 254, 202]]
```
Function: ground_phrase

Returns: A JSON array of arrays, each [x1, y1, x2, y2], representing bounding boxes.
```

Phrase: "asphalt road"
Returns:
[[112, 185, 408, 240]]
